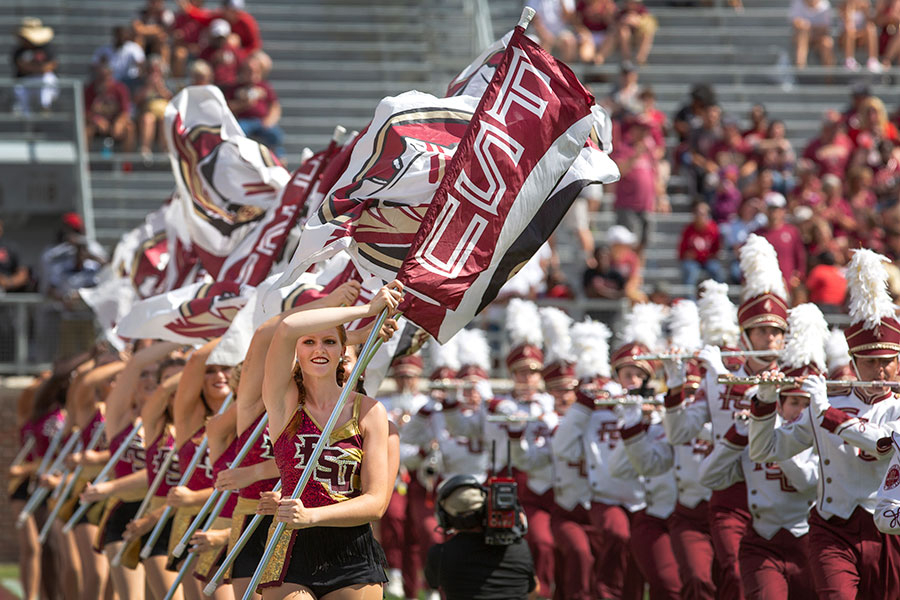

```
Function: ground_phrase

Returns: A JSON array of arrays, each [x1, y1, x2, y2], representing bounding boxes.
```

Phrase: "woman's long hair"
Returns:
[[291, 325, 349, 407]]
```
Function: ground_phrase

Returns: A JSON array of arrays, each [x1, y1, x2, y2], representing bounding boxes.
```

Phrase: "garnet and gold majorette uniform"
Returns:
[[167, 425, 215, 569], [10, 408, 65, 501], [60, 407, 108, 526], [94, 421, 147, 553], [224, 411, 278, 583], [192, 436, 238, 582], [259, 395, 387, 596]]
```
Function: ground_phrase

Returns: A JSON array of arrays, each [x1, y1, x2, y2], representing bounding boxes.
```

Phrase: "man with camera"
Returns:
[[425, 474, 537, 600]]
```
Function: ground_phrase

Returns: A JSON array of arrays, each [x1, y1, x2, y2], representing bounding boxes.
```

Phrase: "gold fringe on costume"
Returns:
[[166, 505, 203, 570], [120, 496, 167, 569]]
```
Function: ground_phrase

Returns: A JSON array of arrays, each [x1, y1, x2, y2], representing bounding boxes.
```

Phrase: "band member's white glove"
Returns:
[[662, 350, 685, 389], [733, 410, 750, 437], [697, 345, 727, 377], [802, 374, 830, 421], [755, 370, 782, 404], [616, 402, 643, 428]]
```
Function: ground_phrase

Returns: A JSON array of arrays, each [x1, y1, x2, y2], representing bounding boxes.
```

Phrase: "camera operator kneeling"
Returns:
[[425, 475, 537, 600]]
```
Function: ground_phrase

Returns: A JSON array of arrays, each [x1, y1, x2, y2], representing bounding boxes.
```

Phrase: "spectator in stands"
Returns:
[[132, 0, 175, 69], [803, 110, 854, 176], [877, 0, 900, 65], [616, 0, 657, 65], [178, 0, 262, 53], [873, 138, 900, 206], [39, 213, 107, 305], [135, 56, 174, 161], [790, 158, 824, 208], [678, 200, 725, 294], [583, 245, 625, 299], [684, 103, 723, 201], [0, 218, 31, 293], [712, 115, 757, 179], [742, 103, 770, 147], [188, 58, 214, 85], [721, 197, 767, 282], [673, 83, 715, 143], [91, 26, 145, 93], [848, 96, 899, 164], [226, 55, 284, 157], [171, 0, 207, 77], [757, 191, 807, 296], [611, 118, 661, 252], [791, 0, 836, 68], [11, 17, 58, 115], [820, 173, 857, 239], [84, 64, 136, 153], [756, 119, 797, 193], [529, 0, 578, 62], [712, 164, 742, 222], [604, 61, 641, 117], [607, 225, 647, 302], [198, 18, 246, 86], [840, 0, 882, 70], [574, 0, 619, 64], [805, 250, 848, 307]]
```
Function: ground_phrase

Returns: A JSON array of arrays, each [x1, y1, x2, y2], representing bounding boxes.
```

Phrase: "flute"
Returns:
[[429, 379, 515, 393], [634, 349, 780, 361], [717, 375, 900, 388]]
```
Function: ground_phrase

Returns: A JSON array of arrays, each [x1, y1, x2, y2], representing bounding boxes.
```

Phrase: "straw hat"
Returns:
[[17, 18, 54, 46]]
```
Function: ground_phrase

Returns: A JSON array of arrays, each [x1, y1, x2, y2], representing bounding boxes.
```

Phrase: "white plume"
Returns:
[[540, 307, 575, 364], [505, 298, 543, 348], [571, 318, 612, 379], [455, 328, 491, 372], [428, 334, 460, 372], [846, 248, 898, 329], [782, 303, 829, 370], [618, 303, 667, 350], [739, 234, 788, 301], [697, 280, 740, 347], [825, 328, 850, 371], [668, 300, 702, 351]]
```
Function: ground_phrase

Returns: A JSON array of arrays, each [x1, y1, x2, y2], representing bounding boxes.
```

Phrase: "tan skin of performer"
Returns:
[[260, 281, 402, 600], [81, 340, 184, 600]]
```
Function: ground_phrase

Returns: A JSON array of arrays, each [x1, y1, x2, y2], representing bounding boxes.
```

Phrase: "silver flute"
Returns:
[[716, 375, 900, 388], [634, 350, 780, 361]]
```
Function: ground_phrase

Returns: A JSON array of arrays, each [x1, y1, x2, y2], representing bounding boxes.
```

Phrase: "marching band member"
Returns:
[[82, 341, 182, 600], [665, 235, 789, 600], [550, 318, 610, 600], [702, 304, 826, 599], [624, 299, 716, 600], [256, 284, 400, 598], [875, 431, 900, 535], [748, 249, 900, 598], [825, 327, 855, 381]]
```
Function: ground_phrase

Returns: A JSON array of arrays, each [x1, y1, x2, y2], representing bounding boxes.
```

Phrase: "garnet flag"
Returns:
[[397, 22, 617, 342]]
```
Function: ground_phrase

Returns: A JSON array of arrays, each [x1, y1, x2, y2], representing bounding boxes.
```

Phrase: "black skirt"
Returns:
[[231, 513, 274, 581], [103, 501, 142, 546]]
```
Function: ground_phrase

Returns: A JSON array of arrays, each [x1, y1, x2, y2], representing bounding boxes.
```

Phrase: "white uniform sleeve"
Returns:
[[820, 407, 900, 460], [664, 400, 710, 445], [510, 435, 553, 473], [609, 442, 639, 479], [698, 431, 744, 490], [874, 433, 900, 535], [441, 401, 484, 439], [748, 400, 814, 463], [401, 409, 435, 449], [623, 426, 675, 477], [777, 448, 819, 495]]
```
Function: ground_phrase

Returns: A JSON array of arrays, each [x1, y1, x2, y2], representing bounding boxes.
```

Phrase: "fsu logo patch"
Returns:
[[886, 465, 900, 490]]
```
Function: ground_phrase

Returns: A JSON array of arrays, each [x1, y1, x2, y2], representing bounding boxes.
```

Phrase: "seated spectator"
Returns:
[[678, 200, 725, 294], [574, 0, 618, 64], [91, 26, 145, 93], [756, 120, 797, 193], [528, 0, 577, 62], [742, 103, 769, 147], [583, 245, 625, 299], [171, 0, 207, 77], [198, 18, 246, 86], [179, 0, 262, 53], [225, 56, 284, 157], [0, 218, 31, 293], [132, 0, 174, 69], [11, 17, 58, 115], [604, 61, 641, 117], [135, 56, 173, 161], [637, 87, 667, 147], [840, 0, 881, 71], [611, 118, 661, 251], [683, 103, 723, 201], [805, 251, 847, 307], [673, 83, 715, 143], [802, 110, 854, 176], [39, 213, 108, 304], [848, 96, 899, 166], [873, 139, 900, 207], [791, 0, 836, 68], [790, 158, 824, 207], [712, 164, 742, 222], [721, 197, 767, 282], [820, 173, 857, 238], [877, 0, 900, 64], [188, 58, 214, 85], [711, 115, 757, 179], [84, 64, 136, 153], [616, 0, 657, 65], [607, 225, 647, 303], [756, 192, 807, 298]]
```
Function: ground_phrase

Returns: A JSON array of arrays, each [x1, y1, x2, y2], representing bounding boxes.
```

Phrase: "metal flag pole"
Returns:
[[17, 429, 80, 528], [240, 309, 390, 600], [202, 480, 283, 596], [140, 393, 235, 560], [30, 424, 66, 493], [172, 413, 270, 559], [63, 419, 143, 533], [40, 421, 107, 543], [110, 439, 178, 567], [11, 436, 36, 470]]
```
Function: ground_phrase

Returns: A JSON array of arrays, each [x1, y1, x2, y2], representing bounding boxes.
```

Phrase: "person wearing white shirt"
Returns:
[[91, 26, 146, 91]]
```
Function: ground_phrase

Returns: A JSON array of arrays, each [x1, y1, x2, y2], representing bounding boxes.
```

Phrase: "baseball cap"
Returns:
[[209, 18, 231, 37], [606, 225, 638, 247], [763, 192, 786, 209], [62, 211, 85, 232]]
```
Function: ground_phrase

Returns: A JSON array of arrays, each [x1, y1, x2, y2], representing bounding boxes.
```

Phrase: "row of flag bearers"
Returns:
[[9, 233, 900, 600]]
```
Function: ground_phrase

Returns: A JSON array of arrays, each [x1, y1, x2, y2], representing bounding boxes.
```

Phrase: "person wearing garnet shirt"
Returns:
[[198, 18, 246, 86], [805, 251, 847, 308], [84, 64, 135, 152], [756, 192, 806, 297], [678, 200, 725, 294], [177, 0, 262, 53], [225, 56, 283, 157], [802, 110, 855, 177]]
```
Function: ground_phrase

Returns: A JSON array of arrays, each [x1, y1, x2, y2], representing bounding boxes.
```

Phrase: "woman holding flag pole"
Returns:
[[255, 282, 401, 598]]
